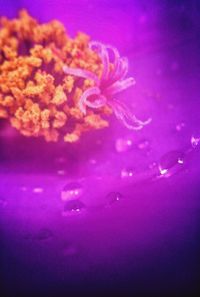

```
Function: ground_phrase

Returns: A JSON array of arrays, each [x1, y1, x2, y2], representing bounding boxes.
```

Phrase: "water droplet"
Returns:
[[106, 192, 123, 205], [176, 122, 185, 132], [61, 182, 83, 201], [137, 139, 150, 150], [62, 199, 86, 215], [36, 228, 53, 240], [115, 137, 133, 153], [158, 150, 184, 177], [121, 168, 134, 179], [191, 135, 200, 148], [33, 187, 44, 194]]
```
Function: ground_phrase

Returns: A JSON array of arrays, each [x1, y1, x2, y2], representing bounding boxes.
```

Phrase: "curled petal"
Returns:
[[111, 57, 128, 82], [119, 57, 129, 80], [85, 94, 107, 109], [78, 87, 100, 114], [63, 65, 99, 85], [109, 99, 152, 130], [89, 41, 109, 81], [105, 45, 120, 80], [106, 45, 120, 68], [106, 77, 136, 96]]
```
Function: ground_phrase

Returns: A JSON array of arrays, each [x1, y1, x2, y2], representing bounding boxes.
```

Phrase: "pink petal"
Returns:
[[63, 65, 99, 85]]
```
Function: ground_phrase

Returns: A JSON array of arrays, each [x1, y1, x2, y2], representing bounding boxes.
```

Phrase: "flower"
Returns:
[[63, 41, 151, 130]]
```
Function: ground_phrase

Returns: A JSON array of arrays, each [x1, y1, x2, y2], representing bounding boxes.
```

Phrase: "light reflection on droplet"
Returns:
[[106, 192, 123, 205], [33, 187, 44, 194], [191, 135, 200, 148], [158, 150, 184, 177], [61, 182, 83, 201], [115, 137, 133, 153], [62, 199, 86, 215], [121, 168, 134, 179]]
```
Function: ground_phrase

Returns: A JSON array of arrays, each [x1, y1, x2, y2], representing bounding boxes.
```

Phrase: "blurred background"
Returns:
[[0, 1, 200, 296]]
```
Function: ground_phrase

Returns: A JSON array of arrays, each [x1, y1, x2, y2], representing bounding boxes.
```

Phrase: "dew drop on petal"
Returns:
[[158, 150, 185, 176], [61, 182, 83, 201], [121, 168, 134, 178], [36, 228, 53, 241], [62, 199, 86, 215], [191, 135, 200, 149], [115, 137, 133, 153], [106, 192, 123, 205]]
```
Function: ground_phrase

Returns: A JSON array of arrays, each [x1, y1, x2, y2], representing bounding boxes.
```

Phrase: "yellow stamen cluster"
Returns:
[[0, 10, 110, 142]]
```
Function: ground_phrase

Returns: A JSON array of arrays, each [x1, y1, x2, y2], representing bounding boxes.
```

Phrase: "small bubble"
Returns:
[[121, 168, 134, 179], [62, 199, 86, 215], [137, 139, 150, 150], [61, 182, 83, 201], [36, 228, 53, 240], [176, 122, 185, 132], [191, 135, 200, 148], [148, 162, 157, 169], [106, 192, 123, 205], [115, 137, 133, 153], [33, 187, 44, 194], [158, 150, 184, 177]]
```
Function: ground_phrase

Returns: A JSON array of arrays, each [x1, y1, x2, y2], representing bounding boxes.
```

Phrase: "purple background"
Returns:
[[0, 1, 200, 296]]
